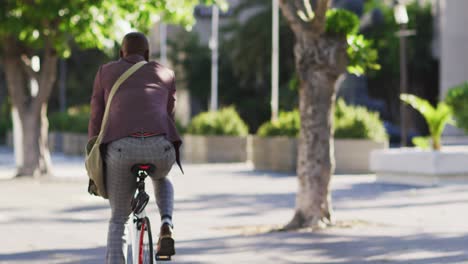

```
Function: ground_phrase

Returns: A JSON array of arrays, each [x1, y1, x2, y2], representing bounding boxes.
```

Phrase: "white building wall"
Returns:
[[440, 0, 468, 98], [440, 0, 468, 136]]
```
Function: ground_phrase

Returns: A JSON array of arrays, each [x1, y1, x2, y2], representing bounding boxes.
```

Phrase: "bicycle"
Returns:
[[128, 163, 172, 263]]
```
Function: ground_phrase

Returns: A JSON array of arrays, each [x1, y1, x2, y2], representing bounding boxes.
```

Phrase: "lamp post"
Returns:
[[394, 1, 414, 147], [271, 0, 279, 121], [210, 5, 219, 112]]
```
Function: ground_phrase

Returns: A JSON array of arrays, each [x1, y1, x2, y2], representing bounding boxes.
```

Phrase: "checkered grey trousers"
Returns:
[[104, 135, 176, 264]]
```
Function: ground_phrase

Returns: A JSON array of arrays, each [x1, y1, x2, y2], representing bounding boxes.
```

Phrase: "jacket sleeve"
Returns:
[[167, 71, 176, 121], [88, 66, 105, 139]]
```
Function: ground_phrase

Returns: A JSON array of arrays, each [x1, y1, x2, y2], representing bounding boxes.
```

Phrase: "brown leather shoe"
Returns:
[[156, 223, 175, 260]]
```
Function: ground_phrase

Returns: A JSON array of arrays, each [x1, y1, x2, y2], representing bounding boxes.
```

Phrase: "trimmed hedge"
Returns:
[[257, 110, 300, 137], [187, 107, 249, 136], [334, 99, 387, 142], [257, 99, 388, 143], [48, 105, 90, 134]]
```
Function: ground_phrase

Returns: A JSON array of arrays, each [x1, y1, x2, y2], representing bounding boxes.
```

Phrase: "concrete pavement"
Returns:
[[0, 146, 467, 263]]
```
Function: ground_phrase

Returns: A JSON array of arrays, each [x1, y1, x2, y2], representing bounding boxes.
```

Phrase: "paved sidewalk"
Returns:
[[0, 146, 467, 263]]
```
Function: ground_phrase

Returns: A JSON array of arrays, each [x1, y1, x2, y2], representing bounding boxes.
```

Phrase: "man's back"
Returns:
[[88, 54, 181, 146]]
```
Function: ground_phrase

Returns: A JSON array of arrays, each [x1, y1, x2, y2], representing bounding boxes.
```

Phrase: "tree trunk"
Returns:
[[285, 34, 348, 229], [15, 104, 53, 177], [3, 37, 56, 177]]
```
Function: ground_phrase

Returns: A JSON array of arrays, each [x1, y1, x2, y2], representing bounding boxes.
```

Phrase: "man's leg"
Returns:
[[153, 177, 174, 224], [148, 137, 176, 257], [105, 140, 137, 264]]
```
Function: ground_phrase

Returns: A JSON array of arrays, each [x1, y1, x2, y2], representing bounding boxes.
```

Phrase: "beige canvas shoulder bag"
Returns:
[[85, 61, 147, 199]]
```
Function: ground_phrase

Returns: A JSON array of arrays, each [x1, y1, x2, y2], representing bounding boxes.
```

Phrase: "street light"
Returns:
[[271, 0, 279, 121], [394, 1, 414, 147], [210, 5, 219, 112], [394, 2, 409, 24]]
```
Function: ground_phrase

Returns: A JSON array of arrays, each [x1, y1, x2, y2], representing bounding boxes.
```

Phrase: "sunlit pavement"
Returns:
[[1, 146, 467, 264]]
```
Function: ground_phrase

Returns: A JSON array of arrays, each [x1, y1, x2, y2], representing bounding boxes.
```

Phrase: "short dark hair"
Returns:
[[121, 32, 149, 56]]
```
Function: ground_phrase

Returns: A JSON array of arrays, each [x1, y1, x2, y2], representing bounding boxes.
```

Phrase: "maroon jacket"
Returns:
[[88, 54, 182, 171]]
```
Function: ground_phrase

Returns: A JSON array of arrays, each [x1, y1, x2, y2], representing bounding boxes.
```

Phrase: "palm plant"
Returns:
[[400, 94, 453, 150]]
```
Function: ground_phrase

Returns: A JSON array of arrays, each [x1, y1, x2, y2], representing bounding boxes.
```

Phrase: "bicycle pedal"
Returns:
[[156, 255, 171, 261]]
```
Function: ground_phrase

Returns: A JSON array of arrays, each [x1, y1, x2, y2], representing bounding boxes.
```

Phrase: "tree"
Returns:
[[0, 0, 227, 177], [278, 0, 378, 229]]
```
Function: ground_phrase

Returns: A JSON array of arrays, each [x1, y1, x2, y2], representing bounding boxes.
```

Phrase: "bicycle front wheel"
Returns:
[[138, 217, 154, 264]]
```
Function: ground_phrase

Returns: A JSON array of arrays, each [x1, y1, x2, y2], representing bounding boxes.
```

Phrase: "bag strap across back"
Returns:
[[95, 61, 147, 145]]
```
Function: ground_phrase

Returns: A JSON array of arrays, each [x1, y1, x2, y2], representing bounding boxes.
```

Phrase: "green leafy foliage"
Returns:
[[346, 34, 381, 75], [257, 110, 300, 137], [400, 94, 453, 150], [325, 8, 380, 76], [326, 9, 359, 36], [445, 82, 468, 133], [0, 0, 228, 57], [48, 105, 90, 133], [187, 107, 249, 136], [334, 99, 387, 142], [175, 119, 186, 135], [257, 100, 387, 143], [412, 136, 431, 150]]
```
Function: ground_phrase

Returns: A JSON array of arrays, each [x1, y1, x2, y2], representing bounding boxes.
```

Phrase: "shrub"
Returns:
[[445, 82, 468, 133], [257, 110, 300, 137], [175, 119, 186, 135], [49, 105, 90, 133], [256, 100, 387, 143], [187, 107, 249, 136], [334, 99, 387, 142]]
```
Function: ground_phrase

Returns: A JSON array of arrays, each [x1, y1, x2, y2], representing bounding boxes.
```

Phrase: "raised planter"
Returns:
[[62, 132, 88, 156], [6, 130, 63, 152], [48, 131, 63, 152], [370, 146, 468, 186], [335, 139, 388, 174], [249, 136, 297, 172], [250, 136, 387, 174], [182, 135, 247, 163]]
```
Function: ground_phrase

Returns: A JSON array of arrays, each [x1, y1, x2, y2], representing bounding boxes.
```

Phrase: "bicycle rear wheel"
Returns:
[[138, 217, 154, 264]]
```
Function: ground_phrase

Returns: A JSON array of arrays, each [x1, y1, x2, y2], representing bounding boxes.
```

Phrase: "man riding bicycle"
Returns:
[[88, 32, 182, 263]]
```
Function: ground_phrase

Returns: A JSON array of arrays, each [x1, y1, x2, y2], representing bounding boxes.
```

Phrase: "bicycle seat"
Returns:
[[131, 163, 156, 177]]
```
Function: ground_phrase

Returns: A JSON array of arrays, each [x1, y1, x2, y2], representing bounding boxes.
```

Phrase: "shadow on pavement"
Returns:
[[0, 246, 105, 264], [175, 181, 463, 218], [1, 231, 466, 263], [333, 182, 468, 210], [230, 169, 296, 178], [175, 231, 468, 264], [176, 192, 295, 214], [59, 204, 109, 213]]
